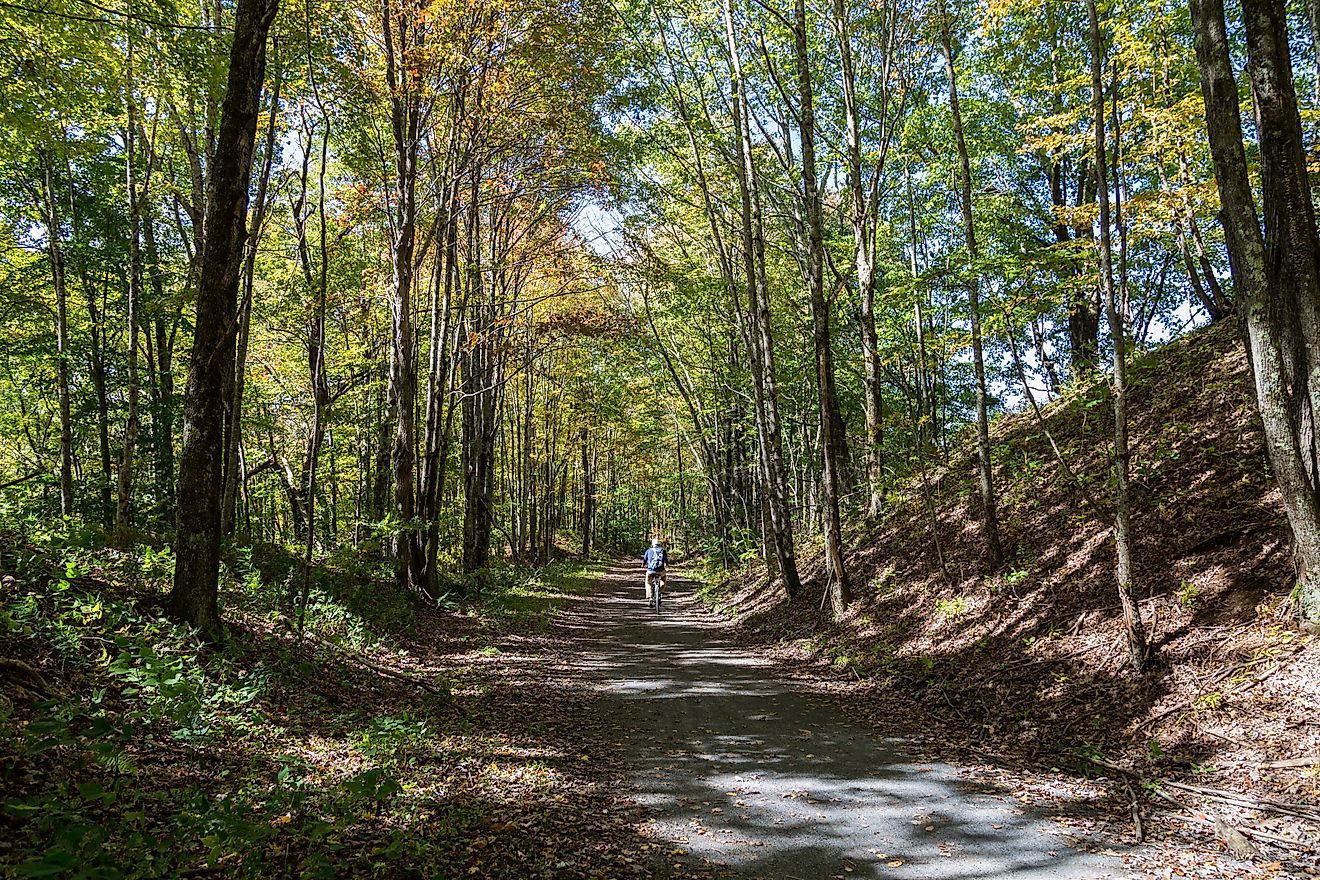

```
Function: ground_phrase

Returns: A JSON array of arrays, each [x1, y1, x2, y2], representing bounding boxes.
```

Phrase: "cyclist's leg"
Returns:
[[644, 569, 655, 601]]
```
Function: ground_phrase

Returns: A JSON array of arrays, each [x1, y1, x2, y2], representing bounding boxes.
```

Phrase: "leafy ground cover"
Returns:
[[0, 535, 696, 879], [698, 322, 1320, 876]]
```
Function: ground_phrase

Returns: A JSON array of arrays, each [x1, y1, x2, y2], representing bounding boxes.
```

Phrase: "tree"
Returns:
[[940, 1, 1002, 569], [168, 0, 282, 637], [793, 0, 848, 610], [1190, 0, 1320, 623], [1087, 0, 1147, 671]]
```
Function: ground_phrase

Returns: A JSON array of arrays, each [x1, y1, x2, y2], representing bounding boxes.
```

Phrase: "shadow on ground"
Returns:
[[557, 564, 1126, 880]]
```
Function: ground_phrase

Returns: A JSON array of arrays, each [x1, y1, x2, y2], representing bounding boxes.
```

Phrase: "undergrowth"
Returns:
[[0, 520, 600, 879]]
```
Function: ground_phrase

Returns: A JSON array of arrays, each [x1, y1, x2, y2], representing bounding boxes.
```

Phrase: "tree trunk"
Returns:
[[1192, 0, 1320, 623], [222, 64, 281, 537], [1086, 0, 1148, 670], [1241, 0, 1320, 621], [40, 152, 74, 519], [832, 0, 885, 519], [144, 220, 176, 519], [381, 0, 426, 592], [85, 280, 114, 527], [581, 427, 595, 557], [168, 0, 281, 638], [795, 0, 849, 611], [941, 5, 1002, 568], [117, 79, 143, 531], [722, 0, 801, 598]]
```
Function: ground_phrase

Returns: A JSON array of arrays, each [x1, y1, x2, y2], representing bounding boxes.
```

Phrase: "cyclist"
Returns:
[[643, 538, 668, 606]]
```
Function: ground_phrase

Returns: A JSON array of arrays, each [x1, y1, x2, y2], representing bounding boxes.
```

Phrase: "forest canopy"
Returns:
[[2, 0, 1320, 638]]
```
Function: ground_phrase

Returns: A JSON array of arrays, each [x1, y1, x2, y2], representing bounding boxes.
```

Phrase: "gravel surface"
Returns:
[[561, 564, 1130, 879]]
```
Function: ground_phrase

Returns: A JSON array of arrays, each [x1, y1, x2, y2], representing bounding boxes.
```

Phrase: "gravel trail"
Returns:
[[559, 563, 1128, 880]]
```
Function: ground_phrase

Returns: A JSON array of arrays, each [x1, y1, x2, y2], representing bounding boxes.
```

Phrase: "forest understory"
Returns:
[[0, 551, 696, 880], [700, 321, 1320, 877], [2, 325, 1316, 880]]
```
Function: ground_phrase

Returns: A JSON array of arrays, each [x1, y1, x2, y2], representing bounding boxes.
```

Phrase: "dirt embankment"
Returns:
[[705, 322, 1319, 870]]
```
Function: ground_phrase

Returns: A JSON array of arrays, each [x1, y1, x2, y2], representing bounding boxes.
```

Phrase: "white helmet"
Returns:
[[652, 538, 661, 546]]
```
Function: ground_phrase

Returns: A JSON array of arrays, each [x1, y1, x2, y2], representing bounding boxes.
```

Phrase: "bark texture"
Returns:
[[168, 0, 281, 638], [1191, 0, 1320, 622]]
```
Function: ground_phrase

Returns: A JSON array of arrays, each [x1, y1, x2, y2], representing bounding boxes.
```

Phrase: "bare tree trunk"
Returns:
[[293, 74, 332, 626], [40, 151, 74, 519], [1192, 0, 1320, 623], [1244, 0, 1320, 620], [940, 4, 1002, 568], [831, 0, 886, 518], [795, 0, 849, 611], [722, 0, 801, 598], [85, 279, 114, 527], [222, 64, 281, 536], [144, 217, 176, 519], [117, 64, 143, 530], [1087, 0, 1148, 670], [381, 0, 426, 592], [580, 427, 595, 557], [168, 0, 281, 638]]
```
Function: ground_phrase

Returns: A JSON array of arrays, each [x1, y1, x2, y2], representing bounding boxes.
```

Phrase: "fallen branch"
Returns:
[[1159, 780, 1320, 823], [1154, 811, 1307, 853], [0, 656, 59, 697], [1126, 782, 1144, 842], [1261, 757, 1320, 770], [1149, 787, 1260, 858], [1089, 757, 1320, 825]]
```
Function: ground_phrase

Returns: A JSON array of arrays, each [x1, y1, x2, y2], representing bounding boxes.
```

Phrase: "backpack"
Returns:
[[646, 547, 666, 571]]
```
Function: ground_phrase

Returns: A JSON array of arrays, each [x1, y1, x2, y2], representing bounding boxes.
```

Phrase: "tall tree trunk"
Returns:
[[294, 84, 332, 625], [85, 280, 114, 527], [40, 151, 74, 519], [1236, 0, 1320, 621], [940, 4, 1002, 568], [117, 72, 143, 530], [144, 218, 176, 519], [1193, 0, 1320, 620], [722, 0, 801, 598], [1087, 0, 1148, 670], [381, 0, 426, 592], [222, 64, 281, 536], [832, 0, 885, 518], [795, 0, 849, 611], [168, 0, 281, 638]]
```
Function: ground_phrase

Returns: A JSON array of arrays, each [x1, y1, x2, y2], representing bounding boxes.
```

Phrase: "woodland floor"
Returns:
[[2, 542, 1316, 878]]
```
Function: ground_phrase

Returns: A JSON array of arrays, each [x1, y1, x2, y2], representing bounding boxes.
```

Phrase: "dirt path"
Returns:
[[557, 563, 1129, 879]]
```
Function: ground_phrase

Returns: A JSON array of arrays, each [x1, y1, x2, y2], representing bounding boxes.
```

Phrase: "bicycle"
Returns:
[[648, 570, 667, 611]]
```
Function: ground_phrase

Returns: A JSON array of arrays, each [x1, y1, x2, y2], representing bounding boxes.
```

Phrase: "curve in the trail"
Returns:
[[559, 563, 1128, 880]]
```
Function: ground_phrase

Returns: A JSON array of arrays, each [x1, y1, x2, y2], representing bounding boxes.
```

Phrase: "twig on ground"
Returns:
[[1154, 811, 1306, 852], [1126, 782, 1144, 842]]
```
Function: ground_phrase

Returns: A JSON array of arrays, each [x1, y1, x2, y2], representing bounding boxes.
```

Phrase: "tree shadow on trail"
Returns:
[[554, 567, 1122, 880]]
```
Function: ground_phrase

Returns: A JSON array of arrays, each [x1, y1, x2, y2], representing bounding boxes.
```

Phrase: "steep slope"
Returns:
[[705, 321, 1319, 861]]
